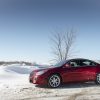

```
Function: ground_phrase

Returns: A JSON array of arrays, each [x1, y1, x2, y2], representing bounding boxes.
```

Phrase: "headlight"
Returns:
[[36, 70, 47, 76]]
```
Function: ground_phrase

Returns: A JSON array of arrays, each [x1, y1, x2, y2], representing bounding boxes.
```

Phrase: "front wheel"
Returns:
[[95, 73, 100, 84], [48, 74, 61, 88]]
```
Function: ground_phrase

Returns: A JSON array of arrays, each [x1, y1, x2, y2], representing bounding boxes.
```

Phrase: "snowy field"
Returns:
[[0, 64, 100, 100]]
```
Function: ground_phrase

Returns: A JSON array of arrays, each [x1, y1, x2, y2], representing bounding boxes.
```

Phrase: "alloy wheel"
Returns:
[[97, 73, 100, 84], [48, 74, 61, 88]]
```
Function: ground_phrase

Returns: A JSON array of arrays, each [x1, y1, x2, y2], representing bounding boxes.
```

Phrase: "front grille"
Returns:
[[30, 79, 33, 83]]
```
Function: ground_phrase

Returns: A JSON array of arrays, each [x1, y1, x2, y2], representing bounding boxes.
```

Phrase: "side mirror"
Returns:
[[70, 63, 75, 67], [63, 64, 70, 68]]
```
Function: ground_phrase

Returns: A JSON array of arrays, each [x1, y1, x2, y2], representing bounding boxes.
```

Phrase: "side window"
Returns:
[[80, 60, 97, 66], [69, 60, 80, 67]]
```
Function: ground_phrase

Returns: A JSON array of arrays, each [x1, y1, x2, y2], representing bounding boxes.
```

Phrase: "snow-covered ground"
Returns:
[[0, 64, 100, 100]]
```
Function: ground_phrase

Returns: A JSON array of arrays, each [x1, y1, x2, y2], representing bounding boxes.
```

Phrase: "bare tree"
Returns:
[[51, 29, 76, 63]]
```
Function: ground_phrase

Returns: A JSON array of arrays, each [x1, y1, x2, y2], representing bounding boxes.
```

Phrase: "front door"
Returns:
[[62, 59, 82, 82]]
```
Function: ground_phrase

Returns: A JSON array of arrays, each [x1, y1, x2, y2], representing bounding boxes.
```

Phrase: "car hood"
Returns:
[[34, 65, 57, 72]]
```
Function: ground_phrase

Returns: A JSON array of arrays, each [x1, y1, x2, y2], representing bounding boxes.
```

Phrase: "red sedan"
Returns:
[[29, 58, 100, 88]]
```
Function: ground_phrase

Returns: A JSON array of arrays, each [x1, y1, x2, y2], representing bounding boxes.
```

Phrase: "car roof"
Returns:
[[67, 58, 98, 64], [68, 58, 89, 61], [67, 58, 98, 62]]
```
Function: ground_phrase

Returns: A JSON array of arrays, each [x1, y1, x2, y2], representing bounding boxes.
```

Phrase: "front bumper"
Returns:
[[29, 75, 47, 85]]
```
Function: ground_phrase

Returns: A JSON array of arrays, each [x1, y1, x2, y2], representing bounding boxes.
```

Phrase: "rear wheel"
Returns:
[[48, 74, 61, 88], [95, 73, 100, 84]]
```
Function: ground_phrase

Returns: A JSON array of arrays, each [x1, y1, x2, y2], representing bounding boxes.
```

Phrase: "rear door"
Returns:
[[79, 60, 97, 81]]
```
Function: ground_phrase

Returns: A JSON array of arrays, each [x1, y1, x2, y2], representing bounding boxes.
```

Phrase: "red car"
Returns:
[[29, 58, 100, 88]]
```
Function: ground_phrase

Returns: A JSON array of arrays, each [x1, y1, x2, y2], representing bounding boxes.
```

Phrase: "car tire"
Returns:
[[48, 74, 61, 88], [95, 73, 100, 84]]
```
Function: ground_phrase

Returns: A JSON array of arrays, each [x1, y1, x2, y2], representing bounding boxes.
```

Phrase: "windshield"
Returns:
[[53, 60, 67, 67]]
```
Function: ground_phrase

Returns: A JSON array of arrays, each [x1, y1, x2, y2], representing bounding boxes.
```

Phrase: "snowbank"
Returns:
[[0, 64, 39, 88]]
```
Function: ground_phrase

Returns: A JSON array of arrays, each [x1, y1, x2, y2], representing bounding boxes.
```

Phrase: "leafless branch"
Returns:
[[50, 29, 76, 63]]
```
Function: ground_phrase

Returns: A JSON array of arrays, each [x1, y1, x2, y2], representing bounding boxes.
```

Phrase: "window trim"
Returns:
[[67, 59, 97, 68]]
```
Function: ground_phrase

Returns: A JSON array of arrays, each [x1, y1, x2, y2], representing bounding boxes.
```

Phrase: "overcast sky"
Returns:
[[0, 0, 100, 63]]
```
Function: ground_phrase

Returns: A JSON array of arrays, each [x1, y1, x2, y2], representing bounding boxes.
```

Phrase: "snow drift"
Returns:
[[0, 64, 40, 87]]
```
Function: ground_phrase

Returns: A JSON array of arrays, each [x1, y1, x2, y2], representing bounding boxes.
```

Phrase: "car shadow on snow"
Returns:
[[35, 82, 99, 89]]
